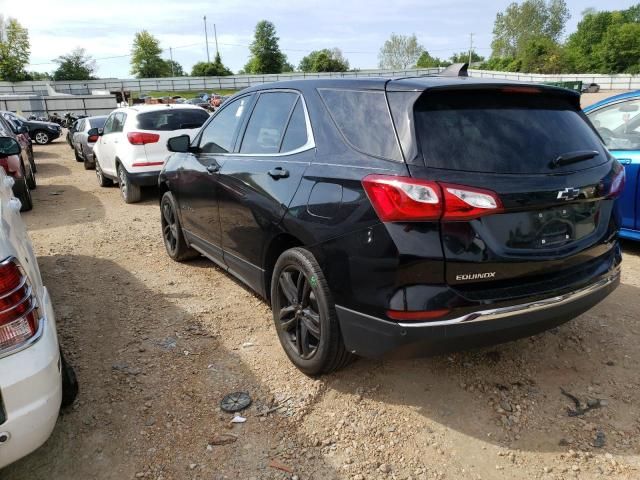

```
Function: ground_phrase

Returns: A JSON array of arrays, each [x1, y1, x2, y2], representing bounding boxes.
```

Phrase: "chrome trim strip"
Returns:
[[398, 271, 620, 328]]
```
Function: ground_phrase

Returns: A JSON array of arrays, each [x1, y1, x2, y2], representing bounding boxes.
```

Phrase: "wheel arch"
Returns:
[[263, 233, 304, 303]]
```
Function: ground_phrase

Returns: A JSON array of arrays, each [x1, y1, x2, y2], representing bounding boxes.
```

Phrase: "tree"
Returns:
[[491, 0, 569, 58], [597, 22, 640, 73], [0, 16, 30, 81], [165, 60, 184, 77], [191, 53, 232, 76], [130, 30, 170, 78], [299, 48, 349, 72], [25, 71, 52, 80], [518, 36, 566, 73], [449, 51, 485, 64], [53, 48, 96, 81], [244, 20, 288, 74], [378, 33, 424, 69], [415, 51, 448, 68]]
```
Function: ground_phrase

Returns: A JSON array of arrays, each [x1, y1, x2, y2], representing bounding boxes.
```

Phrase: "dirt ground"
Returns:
[[1, 134, 639, 480]]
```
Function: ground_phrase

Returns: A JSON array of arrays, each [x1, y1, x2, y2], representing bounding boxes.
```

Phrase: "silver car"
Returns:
[[71, 115, 108, 169]]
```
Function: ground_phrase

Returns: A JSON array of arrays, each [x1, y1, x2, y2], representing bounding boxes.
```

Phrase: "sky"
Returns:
[[1, 0, 637, 79]]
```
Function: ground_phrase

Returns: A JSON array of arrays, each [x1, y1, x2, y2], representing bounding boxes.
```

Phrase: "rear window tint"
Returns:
[[89, 117, 107, 129], [136, 108, 209, 131], [318, 89, 402, 161], [415, 90, 605, 174]]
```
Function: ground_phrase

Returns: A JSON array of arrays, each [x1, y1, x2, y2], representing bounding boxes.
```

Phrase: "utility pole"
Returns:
[[203, 16, 211, 64], [467, 33, 474, 65], [169, 47, 175, 76], [213, 23, 219, 57]]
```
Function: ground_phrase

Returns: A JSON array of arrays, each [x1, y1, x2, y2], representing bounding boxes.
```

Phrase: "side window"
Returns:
[[280, 99, 309, 152], [76, 120, 85, 132], [112, 113, 127, 133], [199, 96, 251, 154], [102, 114, 116, 134], [239, 92, 297, 154], [588, 99, 640, 150], [318, 88, 402, 161]]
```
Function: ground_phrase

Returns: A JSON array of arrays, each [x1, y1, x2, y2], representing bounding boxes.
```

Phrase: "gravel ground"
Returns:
[[1, 136, 639, 480]]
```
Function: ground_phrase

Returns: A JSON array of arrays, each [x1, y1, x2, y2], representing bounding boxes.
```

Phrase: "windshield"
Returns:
[[414, 90, 606, 174], [587, 98, 640, 151]]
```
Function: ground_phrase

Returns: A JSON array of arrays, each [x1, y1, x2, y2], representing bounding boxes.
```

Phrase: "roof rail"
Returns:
[[440, 63, 469, 77]]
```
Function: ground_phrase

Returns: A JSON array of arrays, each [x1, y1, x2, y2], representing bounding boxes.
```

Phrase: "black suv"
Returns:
[[159, 73, 622, 375], [0, 111, 62, 145]]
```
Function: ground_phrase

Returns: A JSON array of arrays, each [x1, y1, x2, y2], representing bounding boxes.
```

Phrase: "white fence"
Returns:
[[0, 68, 637, 96], [0, 94, 117, 116]]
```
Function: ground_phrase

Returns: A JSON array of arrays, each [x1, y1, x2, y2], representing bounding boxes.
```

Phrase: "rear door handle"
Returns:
[[268, 167, 289, 179], [206, 164, 220, 174]]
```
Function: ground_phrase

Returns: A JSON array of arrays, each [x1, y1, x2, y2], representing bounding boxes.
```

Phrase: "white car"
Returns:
[[91, 104, 210, 203], [0, 137, 76, 469]]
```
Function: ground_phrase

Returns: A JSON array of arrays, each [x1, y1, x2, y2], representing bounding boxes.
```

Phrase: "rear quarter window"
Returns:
[[318, 88, 402, 161], [136, 109, 210, 131], [415, 90, 606, 174]]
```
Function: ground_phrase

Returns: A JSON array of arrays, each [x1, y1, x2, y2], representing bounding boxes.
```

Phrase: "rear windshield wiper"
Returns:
[[551, 150, 599, 168]]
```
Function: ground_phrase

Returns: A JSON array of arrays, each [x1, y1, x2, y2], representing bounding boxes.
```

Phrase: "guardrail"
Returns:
[[0, 69, 637, 96]]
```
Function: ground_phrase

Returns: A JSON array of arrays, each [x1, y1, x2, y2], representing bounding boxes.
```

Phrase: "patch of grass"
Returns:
[[133, 89, 238, 99]]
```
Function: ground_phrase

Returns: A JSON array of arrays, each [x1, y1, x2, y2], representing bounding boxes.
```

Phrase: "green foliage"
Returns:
[[53, 48, 96, 81], [244, 21, 289, 74], [165, 60, 184, 77], [597, 22, 640, 73], [378, 33, 424, 69], [449, 51, 485, 64], [491, 0, 569, 58], [24, 71, 52, 80], [299, 48, 349, 72], [191, 53, 233, 76], [518, 36, 566, 73], [0, 16, 30, 81], [415, 51, 449, 68], [130, 30, 170, 78]]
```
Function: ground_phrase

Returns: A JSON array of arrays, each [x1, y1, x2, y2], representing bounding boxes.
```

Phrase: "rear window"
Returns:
[[89, 117, 107, 129], [136, 108, 209, 131], [318, 89, 402, 161], [414, 90, 605, 174]]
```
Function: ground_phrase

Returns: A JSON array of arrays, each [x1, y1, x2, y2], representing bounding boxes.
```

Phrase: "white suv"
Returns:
[[0, 140, 76, 469], [91, 104, 210, 203]]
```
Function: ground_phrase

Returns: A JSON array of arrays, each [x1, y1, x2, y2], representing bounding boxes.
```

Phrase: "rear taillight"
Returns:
[[386, 308, 450, 321], [362, 175, 503, 222], [608, 164, 625, 198], [88, 134, 99, 143], [0, 258, 39, 352], [127, 132, 160, 145]]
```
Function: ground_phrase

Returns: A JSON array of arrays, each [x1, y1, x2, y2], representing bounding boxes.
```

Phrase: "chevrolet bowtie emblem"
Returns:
[[557, 187, 581, 201]]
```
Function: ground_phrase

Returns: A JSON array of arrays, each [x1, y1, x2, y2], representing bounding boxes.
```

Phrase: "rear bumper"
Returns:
[[127, 170, 160, 187], [336, 269, 620, 358], [0, 287, 62, 469]]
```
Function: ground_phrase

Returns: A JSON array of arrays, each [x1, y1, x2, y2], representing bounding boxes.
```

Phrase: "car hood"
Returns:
[[26, 120, 59, 128]]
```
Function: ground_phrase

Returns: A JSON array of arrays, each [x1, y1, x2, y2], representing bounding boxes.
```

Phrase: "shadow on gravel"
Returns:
[[32, 149, 64, 161], [328, 284, 639, 455], [2, 255, 339, 480], [22, 184, 105, 231], [33, 162, 72, 179]]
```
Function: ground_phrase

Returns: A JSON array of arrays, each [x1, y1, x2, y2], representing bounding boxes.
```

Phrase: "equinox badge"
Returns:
[[456, 272, 496, 281]]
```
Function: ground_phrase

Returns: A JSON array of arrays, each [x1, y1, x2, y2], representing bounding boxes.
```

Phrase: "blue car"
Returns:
[[584, 91, 640, 241]]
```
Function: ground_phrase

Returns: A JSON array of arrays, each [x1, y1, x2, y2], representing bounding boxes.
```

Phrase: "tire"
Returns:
[[25, 161, 36, 190], [83, 155, 94, 170], [60, 350, 79, 408], [160, 192, 199, 261], [118, 164, 141, 203], [95, 158, 113, 187], [14, 177, 32, 212], [74, 146, 82, 162], [28, 146, 36, 173], [271, 247, 354, 375], [33, 130, 49, 145]]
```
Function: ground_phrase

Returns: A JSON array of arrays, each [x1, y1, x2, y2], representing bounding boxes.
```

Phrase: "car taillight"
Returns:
[[88, 134, 99, 142], [386, 308, 450, 321], [127, 132, 160, 145], [608, 163, 625, 198], [0, 258, 39, 352], [362, 175, 503, 222]]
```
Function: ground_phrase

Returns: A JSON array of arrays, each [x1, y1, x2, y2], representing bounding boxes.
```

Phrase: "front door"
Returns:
[[218, 91, 314, 295], [178, 94, 254, 262]]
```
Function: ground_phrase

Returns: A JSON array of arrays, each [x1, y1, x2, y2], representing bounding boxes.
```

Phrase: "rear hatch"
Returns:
[[397, 86, 622, 298], [131, 108, 210, 167]]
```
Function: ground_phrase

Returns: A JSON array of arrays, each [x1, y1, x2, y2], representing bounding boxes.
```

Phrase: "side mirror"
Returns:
[[88, 127, 103, 137], [167, 134, 191, 153], [0, 137, 21, 156], [17, 125, 29, 134]]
